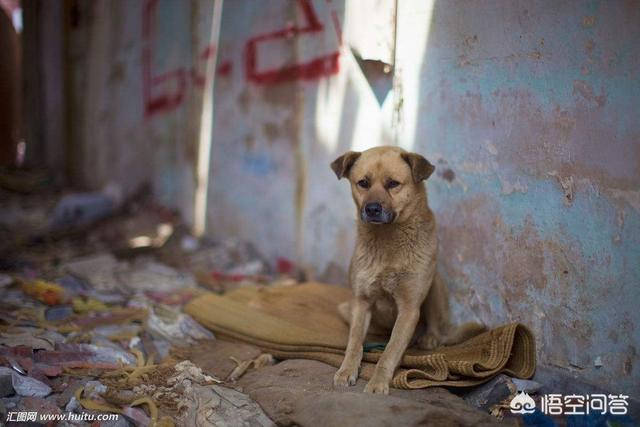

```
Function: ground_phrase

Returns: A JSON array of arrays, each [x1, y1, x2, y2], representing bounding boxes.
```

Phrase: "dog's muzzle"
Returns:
[[361, 202, 395, 224]]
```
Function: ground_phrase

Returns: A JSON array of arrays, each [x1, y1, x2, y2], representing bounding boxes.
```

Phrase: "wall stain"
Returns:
[[573, 80, 607, 108], [439, 168, 455, 182], [263, 122, 280, 143], [582, 15, 596, 27]]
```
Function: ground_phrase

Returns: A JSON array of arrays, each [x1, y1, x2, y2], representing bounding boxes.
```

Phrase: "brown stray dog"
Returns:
[[330, 146, 484, 394]]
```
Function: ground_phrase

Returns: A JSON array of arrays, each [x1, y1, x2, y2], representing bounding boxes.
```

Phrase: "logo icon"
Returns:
[[510, 391, 536, 414]]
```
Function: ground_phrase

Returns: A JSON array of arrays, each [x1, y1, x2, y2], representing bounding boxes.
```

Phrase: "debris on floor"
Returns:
[[227, 353, 275, 382], [0, 187, 297, 426], [0, 185, 573, 427]]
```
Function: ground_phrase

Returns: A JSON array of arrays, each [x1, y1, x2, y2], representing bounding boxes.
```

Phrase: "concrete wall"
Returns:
[[398, 0, 640, 396], [59, 0, 639, 394], [66, 0, 215, 219]]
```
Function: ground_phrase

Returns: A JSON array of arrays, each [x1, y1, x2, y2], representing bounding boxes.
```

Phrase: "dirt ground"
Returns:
[[178, 340, 506, 426]]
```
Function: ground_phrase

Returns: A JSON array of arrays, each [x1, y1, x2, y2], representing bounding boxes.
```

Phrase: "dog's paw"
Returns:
[[333, 366, 358, 387], [364, 377, 389, 395]]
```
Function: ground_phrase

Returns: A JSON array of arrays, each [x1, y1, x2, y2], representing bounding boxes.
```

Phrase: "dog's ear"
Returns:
[[330, 151, 361, 180], [401, 152, 435, 182]]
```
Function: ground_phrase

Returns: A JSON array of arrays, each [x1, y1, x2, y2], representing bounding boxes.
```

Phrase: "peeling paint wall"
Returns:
[[205, 0, 398, 278], [397, 0, 640, 395], [66, 0, 216, 222], [62, 0, 639, 394]]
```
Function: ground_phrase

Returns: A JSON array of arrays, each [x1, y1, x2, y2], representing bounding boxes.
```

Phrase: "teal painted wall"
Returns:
[[401, 0, 640, 394]]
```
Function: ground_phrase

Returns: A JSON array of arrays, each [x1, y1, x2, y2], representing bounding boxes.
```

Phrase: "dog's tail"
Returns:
[[442, 321, 487, 346]]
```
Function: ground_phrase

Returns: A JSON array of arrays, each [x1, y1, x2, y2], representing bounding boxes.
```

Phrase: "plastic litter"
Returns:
[[146, 304, 214, 346], [0, 329, 55, 350], [72, 297, 109, 313], [20, 279, 70, 305], [178, 384, 275, 427], [0, 367, 51, 397], [49, 183, 122, 230], [45, 305, 74, 321], [82, 380, 108, 399], [53, 343, 137, 367], [117, 259, 197, 293], [62, 253, 126, 291], [180, 235, 200, 253], [0, 188, 285, 426]]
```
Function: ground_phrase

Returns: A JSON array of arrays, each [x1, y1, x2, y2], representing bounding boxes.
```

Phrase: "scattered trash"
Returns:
[[226, 259, 267, 278], [49, 183, 123, 230], [93, 324, 142, 341], [170, 360, 222, 385], [45, 305, 74, 321], [118, 259, 197, 293], [62, 253, 125, 292], [511, 378, 542, 393], [180, 235, 200, 253], [53, 343, 138, 367], [20, 279, 70, 305], [178, 384, 275, 427], [146, 304, 215, 346], [82, 380, 108, 400], [594, 356, 603, 368], [227, 353, 275, 382], [72, 296, 109, 313], [128, 360, 274, 427], [0, 329, 56, 350], [276, 257, 295, 275], [144, 289, 198, 306], [463, 374, 516, 411], [0, 367, 51, 397], [0, 189, 291, 425]]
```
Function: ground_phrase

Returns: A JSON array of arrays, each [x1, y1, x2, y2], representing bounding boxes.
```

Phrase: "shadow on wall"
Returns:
[[410, 0, 640, 396], [0, 4, 21, 166], [207, 0, 376, 281]]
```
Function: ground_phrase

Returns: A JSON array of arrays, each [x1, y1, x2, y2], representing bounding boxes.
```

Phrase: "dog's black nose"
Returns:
[[365, 202, 382, 217]]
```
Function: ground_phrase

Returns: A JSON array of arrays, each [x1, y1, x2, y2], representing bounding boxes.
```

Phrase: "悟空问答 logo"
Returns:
[[510, 391, 536, 414]]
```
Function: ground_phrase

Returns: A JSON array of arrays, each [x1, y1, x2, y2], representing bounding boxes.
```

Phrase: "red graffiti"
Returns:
[[244, 0, 340, 85], [142, 0, 231, 117], [142, 0, 187, 116], [192, 46, 233, 88], [215, 61, 233, 78], [142, 0, 341, 117]]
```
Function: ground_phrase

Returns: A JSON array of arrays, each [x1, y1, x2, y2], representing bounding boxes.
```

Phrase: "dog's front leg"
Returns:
[[334, 296, 371, 387], [364, 301, 420, 394]]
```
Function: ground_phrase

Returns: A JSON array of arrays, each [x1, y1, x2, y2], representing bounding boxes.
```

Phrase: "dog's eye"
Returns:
[[357, 179, 369, 189], [387, 180, 400, 189]]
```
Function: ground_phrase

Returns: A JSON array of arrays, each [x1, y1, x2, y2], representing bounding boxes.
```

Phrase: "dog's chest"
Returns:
[[355, 265, 411, 297], [352, 233, 433, 297]]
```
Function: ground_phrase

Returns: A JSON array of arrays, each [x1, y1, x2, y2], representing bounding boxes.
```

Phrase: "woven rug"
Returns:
[[185, 282, 536, 389]]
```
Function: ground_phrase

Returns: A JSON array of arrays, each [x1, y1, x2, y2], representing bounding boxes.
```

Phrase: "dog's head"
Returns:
[[330, 146, 435, 224]]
